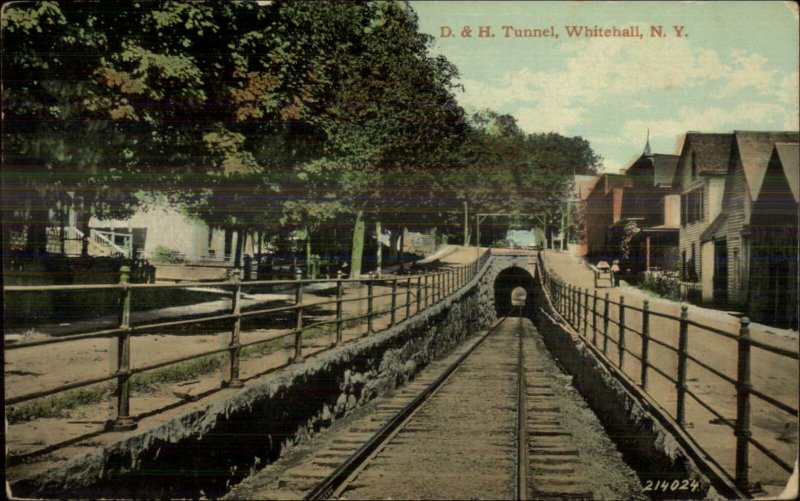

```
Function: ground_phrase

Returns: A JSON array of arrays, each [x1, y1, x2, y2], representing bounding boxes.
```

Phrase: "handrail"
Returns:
[[5, 250, 491, 441], [536, 251, 798, 494], [90, 229, 130, 256]]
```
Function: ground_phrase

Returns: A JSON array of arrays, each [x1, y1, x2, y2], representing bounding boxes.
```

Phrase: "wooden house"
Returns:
[[583, 140, 679, 272], [609, 143, 680, 272], [701, 135, 798, 323], [746, 143, 799, 326], [673, 132, 734, 297]]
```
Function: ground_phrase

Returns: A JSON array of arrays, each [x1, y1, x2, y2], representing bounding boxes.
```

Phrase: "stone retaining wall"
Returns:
[[533, 273, 743, 500]]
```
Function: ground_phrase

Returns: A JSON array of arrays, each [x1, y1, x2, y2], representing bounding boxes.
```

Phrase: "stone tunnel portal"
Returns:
[[493, 265, 537, 318]]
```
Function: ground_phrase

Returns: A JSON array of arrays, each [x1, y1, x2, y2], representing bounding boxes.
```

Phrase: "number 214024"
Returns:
[[642, 479, 702, 493]]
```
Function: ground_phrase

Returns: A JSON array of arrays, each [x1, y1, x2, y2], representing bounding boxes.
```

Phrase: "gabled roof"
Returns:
[[573, 174, 600, 200], [700, 213, 727, 242], [735, 131, 799, 201], [585, 173, 630, 198], [679, 132, 734, 179], [624, 153, 678, 188], [652, 154, 680, 187], [773, 142, 799, 203]]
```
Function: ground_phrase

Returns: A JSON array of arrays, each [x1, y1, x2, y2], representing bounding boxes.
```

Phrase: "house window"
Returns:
[[681, 187, 704, 225], [691, 151, 697, 178]]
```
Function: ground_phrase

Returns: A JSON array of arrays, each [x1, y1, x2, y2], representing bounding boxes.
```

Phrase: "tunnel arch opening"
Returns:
[[493, 266, 537, 318]]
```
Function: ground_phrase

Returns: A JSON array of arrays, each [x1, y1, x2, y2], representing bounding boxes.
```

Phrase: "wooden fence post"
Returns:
[[618, 296, 626, 369], [735, 316, 752, 492], [676, 304, 689, 426], [566, 285, 572, 323], [111, 265, 136, 431], [366, 272, 375, 335], [423, 274, 429, 308], [583, 288, 589, 337], [640, 299, 650, 389], [573, 286, 578, 327], [592, 290, 598, 346], [602, 293, 610, 355], [294, 269, 304, 362], [225, 269, 244, 388], [416, 275, 422, 313], [335, 271, 344, 346], [574, 287, 580, 331], [390, 277, 398, 326], [405, 276, 412, 319]]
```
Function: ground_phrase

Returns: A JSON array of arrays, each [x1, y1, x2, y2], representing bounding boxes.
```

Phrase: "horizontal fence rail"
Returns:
[[4, 250, 492, 433], [536, 252, 798, 495]]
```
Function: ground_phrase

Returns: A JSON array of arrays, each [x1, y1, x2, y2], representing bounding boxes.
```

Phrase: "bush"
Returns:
[[640, 270, 683, 300], [152, 245, 183, 264]]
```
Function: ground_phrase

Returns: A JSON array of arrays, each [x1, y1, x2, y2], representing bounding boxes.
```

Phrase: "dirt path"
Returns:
[[542, 249, 798, 496]]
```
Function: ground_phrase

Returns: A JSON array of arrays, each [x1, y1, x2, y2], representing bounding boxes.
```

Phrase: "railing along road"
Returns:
[[4, 250, 491, 434], [536, 252, 798, 495]]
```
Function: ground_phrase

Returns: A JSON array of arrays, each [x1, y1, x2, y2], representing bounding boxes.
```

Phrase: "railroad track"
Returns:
[[244, 314, 640, 500]]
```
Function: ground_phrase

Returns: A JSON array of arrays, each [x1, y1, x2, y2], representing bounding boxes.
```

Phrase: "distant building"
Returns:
[[584, 173, 631, 260], [672, 132, 734, 294], [746, 143, 799, 326], [571, 174, 600, 256], [583, 139, 679, 272], [91, 206, 252, 263], [698, 132, 798, 321], [608, 141, 680, 272]]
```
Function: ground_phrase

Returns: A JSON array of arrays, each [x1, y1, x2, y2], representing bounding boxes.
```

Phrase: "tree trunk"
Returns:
[[349, 210, 365, 279], [59, 196, 67, 254], [388, 230, 400, 262], [233, 226, 245, 269], [463, 201, 469, 246], [305, 226, 312, 277], [375, 220, 382, 277], [25, 203, 48, 256], [80, 200, 91, 257], [398, 227, 406, 272]]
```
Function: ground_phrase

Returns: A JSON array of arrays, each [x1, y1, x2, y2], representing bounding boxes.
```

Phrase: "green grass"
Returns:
[[129, 355, 223, 392], [6, 384, 114, 424], [6, 309, 396, 424]]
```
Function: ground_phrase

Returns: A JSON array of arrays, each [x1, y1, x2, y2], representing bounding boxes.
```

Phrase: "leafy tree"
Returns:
[[452, 111, 602, 246], [316, 1, 467, 275]]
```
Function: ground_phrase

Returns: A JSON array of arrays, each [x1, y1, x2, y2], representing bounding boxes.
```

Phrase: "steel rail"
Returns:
[[516, 309, 528, 501], [304, 316, 511, 500]]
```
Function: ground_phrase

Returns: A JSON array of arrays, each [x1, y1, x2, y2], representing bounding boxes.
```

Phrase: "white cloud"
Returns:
[[515, 104, 588, 133], [454, 27, 793, 137], [620, 102, 789, 145], [719, 50, 778, 97]]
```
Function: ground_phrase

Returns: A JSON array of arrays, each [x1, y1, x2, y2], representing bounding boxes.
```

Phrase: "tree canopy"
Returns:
[[2, 0, 603, 268]]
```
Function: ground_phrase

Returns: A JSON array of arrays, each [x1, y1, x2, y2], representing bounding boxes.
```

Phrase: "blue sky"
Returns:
[[411, 1, 799, 172]]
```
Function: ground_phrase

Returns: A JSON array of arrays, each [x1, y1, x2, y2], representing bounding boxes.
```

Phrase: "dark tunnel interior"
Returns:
[[493, 266, 537, 318]]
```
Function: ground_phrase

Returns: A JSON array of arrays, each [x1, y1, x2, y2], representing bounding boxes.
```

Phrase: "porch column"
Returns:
[[645, 236, 651, 271]]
